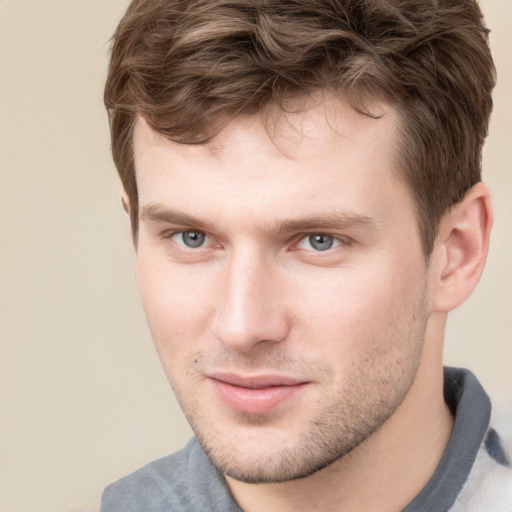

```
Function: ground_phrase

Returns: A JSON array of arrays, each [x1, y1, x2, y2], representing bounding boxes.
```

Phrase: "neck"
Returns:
[[226, 315, 453, 512]]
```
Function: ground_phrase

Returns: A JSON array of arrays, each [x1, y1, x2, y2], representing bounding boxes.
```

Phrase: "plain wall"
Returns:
[[0, 1, 510, 511]]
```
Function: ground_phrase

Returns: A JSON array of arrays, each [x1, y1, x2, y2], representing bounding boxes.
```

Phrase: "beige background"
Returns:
[[0, 1, 510, 511]]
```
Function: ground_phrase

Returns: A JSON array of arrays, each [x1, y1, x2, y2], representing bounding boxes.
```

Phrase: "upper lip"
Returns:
[[208, 372, 308, 389]]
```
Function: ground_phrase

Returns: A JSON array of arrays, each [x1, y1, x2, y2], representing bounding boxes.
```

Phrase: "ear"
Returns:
[[431, 182, 493, 313], [120, 190, 138, 249], [120, 190, 130, 217]]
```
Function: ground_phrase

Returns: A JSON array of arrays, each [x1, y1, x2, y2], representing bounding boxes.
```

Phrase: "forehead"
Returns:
[[134, 95, 407, 214], [133, 94, 400, 174]]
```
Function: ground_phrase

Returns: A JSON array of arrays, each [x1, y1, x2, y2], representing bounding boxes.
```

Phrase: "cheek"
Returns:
[[293, 265, 424, 357], [135, 254, 216, 362], [294, 268, 387, 323]]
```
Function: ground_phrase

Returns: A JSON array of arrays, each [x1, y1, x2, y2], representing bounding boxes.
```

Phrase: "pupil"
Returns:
[[183, 231, 205, 248], [310, 234, 333, 251]]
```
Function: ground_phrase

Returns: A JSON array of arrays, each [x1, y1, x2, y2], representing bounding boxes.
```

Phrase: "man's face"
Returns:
[[132, 98, 433, 483]]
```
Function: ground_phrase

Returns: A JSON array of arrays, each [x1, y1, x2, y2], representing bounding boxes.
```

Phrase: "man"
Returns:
[[100, 0, 511, 510]]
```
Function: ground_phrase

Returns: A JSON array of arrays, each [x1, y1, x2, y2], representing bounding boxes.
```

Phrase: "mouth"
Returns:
[[208, 373, 309, 414]]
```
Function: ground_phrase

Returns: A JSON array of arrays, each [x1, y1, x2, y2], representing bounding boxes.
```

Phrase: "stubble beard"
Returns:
[[166, 291, 429, 484], [178, 347, 425, 484], [195, 357, 422, 484]]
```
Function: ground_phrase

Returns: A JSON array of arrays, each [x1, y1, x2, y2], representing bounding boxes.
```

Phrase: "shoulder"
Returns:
[[452, 415, 512, 512], [100, 437, 241, 512], [100, 438, 200, 512]]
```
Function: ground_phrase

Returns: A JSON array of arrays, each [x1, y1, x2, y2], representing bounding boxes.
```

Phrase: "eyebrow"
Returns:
[[276, 213, 377, 234], [140, 202, 377, 234], [140, 203, 216, 231]]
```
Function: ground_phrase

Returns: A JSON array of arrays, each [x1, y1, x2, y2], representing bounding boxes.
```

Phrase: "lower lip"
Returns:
[[210, 379, 307, 414]]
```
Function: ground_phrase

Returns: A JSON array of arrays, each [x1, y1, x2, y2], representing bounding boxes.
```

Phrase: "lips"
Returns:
[[208, 373, 308, 414]]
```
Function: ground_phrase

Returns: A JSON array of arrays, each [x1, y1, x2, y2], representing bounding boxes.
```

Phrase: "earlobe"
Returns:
[[432, 182, 493, 313]]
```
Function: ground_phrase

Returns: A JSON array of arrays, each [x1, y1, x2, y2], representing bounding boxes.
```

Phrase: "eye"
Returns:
[[297, 234, 342, 252], [171, 230, 208, 248]]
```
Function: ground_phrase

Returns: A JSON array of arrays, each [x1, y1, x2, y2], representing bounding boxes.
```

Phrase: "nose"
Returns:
[[212, 250, 290, 352]]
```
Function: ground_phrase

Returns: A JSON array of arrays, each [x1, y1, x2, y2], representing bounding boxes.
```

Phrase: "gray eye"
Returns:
[[308, 234, 334, 251], [181, 231, 206, 248]]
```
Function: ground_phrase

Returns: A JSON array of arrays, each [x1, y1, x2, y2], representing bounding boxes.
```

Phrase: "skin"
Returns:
[[129, 96, 491, 511]]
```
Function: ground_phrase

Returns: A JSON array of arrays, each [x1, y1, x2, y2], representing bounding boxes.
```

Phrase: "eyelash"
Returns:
[[162, 230, 352, 253]]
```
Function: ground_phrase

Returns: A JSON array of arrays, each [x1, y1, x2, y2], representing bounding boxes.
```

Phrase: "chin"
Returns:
[[193, 415, 379, 484]]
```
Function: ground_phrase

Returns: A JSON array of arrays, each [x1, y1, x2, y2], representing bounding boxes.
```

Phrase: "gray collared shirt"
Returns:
[[101, 367, 512, 512]]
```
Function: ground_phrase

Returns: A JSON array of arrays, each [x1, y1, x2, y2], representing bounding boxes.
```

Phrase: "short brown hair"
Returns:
[[104, 0, 495, 255]]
